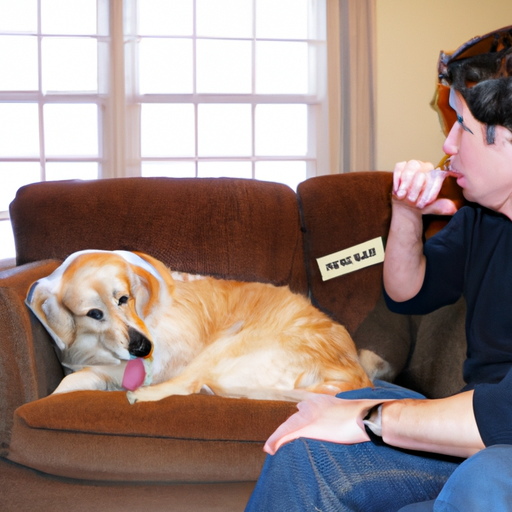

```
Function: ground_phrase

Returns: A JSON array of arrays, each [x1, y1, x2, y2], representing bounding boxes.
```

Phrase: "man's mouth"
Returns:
[[444, 161, 461, 179], [446, 169, 461, 178], [438, 157, 461, 179]]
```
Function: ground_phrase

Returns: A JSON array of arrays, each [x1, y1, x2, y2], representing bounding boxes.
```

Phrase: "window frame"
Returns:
[[0, 0, 111, 216], [0, 0, 331, 258], [120, 0, 330, 182]]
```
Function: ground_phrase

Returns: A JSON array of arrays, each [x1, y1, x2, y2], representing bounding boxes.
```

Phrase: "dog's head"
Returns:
[[26, 250, 170, 371]]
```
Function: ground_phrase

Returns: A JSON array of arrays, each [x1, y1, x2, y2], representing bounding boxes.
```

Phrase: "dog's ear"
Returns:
[[129, 264, 166, 319], [26, 281, 71, 352], [133, 252, 176, 292]]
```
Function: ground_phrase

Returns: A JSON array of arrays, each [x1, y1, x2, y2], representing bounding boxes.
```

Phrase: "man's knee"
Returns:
[[456, 445, 512, 479], [434, 445, 512, 511]]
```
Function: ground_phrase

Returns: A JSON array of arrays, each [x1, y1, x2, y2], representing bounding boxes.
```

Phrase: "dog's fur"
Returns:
[[27, 250, 372, 403]]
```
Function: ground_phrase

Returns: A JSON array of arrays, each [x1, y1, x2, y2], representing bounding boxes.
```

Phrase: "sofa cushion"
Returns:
[[297, 173, 468, 395], [7, 391, 297, 482], [0, 260, 63, 452], [10, 177, 308, 294], [298, 171, 393, 335], [395, 298, 467, 398], [352, 292, 412, 382]]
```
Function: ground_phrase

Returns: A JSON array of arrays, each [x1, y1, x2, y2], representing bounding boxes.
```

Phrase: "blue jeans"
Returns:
[[399, 445, 512, 512], [245, 381, 462, 512]]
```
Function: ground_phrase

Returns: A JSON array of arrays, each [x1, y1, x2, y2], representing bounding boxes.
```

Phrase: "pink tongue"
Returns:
[[122, 358, 146, 391]]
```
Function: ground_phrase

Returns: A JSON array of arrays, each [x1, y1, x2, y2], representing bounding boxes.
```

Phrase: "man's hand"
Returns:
[[264, 394, 388, 455], [383, 160, 458, 303], [393, 160, 458, 215]]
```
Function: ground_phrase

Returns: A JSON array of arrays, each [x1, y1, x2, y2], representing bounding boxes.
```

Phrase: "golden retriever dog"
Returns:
[[26, 250, 372, 403]]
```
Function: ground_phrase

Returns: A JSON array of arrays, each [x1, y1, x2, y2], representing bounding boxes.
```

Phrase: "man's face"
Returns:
[[443, 90, 512, 218]]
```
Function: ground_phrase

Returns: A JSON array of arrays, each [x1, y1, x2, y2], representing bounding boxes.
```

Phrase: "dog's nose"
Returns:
[[128, 328, 152, 358]]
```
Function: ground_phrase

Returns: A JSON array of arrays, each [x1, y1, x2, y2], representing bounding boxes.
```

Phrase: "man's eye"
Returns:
[[457, 115, 474, 134], [118, 295, 129, 306]]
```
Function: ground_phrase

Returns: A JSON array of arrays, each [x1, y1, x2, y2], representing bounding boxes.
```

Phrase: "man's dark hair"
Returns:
[[447, 48, 512, 143]]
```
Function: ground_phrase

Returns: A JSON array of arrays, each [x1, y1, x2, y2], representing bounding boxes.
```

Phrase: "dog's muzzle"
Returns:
[[128, 328, 153, 358]]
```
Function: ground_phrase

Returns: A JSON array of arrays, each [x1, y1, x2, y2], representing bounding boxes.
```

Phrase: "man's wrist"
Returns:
[[363, 404, 384, 437]]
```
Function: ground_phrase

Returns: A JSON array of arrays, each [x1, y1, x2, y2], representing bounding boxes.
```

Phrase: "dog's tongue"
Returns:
[[122, 358, 146, 391]]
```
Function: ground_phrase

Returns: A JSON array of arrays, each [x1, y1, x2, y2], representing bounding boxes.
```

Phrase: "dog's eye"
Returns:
[[86, 309, 104, 321], [118, 295, 129, 306]]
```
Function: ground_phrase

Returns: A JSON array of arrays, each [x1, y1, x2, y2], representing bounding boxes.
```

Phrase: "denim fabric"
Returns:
[[433, 445, 512, 511], [245, 381, 461, 512], [401, 445, 512, 511], [399, 500, 435, 512]]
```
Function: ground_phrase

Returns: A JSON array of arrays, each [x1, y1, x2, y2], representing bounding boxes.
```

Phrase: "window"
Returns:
[[0, 0, 328, 260], [127, 0, 327, 187], [0, 0, 108, 259]]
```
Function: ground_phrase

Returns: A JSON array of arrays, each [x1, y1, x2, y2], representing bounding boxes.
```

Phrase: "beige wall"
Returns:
[[375, 0, 511, 171]]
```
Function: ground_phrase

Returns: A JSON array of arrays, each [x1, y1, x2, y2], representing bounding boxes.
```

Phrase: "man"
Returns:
[[245, 26, 512, 511]]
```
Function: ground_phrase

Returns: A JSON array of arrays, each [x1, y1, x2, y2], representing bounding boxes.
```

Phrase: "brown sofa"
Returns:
[[0, 173, 467, 511]]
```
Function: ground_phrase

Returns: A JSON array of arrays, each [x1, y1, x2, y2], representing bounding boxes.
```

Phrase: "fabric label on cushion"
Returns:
[[316, 237, 385, 281]]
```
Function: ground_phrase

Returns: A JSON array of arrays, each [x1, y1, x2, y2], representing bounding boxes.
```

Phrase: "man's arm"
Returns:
[[263, 392, 485, 458], [381, 391, 485, 458], [383, 198, 426, 302], [383, 161, 458, 302]]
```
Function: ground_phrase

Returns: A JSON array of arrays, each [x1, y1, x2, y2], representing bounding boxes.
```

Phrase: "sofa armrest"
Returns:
[[0, 260, 63, 452], [0, 258, 16, 272]]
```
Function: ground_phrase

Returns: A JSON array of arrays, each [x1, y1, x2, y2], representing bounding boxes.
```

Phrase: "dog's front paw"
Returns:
[[126, 390, 139, 404], [126, 384, 173, 404]]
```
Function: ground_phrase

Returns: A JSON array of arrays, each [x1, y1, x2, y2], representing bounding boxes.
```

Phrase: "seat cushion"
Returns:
[[7, 391, 297, 482]]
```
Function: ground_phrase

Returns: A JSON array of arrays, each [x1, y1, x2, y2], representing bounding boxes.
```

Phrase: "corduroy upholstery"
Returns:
[[10, 177, 307, 292], [8, 392, 297, 482], [0, 173, 467, 511], [298, 172, 393, 335], [0, 260, 63, 454]]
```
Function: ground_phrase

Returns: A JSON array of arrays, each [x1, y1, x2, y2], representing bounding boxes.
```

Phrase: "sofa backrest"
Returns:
[[8, 174, 467, 399], [10, 177, 308, 294], [297, 171, 393, 335], [298, 172, 467, 398]]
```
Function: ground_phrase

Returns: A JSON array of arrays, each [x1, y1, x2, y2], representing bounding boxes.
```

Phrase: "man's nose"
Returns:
[[442, 122, 462, 156]]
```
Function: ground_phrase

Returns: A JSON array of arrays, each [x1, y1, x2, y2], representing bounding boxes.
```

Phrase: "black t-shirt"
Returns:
[[384, 205, 512, 446]]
